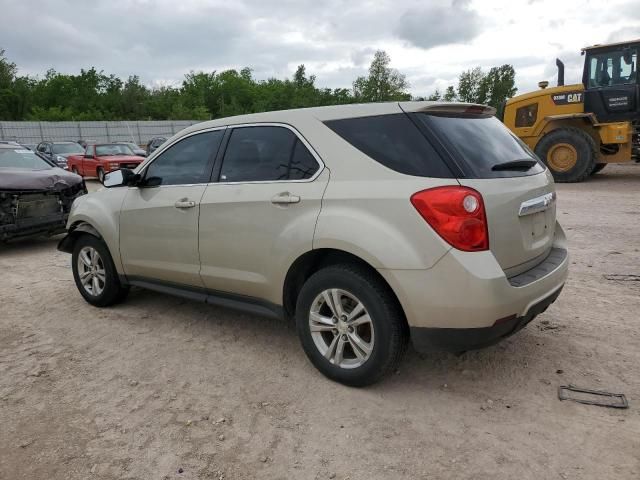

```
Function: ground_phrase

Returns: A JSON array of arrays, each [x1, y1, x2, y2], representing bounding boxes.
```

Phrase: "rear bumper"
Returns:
[[410, 285, 563, 352], [377, 222, 569, 351]]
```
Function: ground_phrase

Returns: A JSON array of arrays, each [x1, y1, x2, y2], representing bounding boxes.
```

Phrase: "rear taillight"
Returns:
[[410, 186, 489, 252]]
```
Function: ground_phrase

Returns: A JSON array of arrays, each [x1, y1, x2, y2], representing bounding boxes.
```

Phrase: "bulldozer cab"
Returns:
[[582, 42, 640, 123]]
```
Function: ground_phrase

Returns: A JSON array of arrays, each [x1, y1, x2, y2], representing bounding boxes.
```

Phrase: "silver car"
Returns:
[[58, 102, 568, 386]]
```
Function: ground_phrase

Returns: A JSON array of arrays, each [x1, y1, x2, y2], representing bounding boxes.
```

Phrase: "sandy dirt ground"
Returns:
[[1, 166, 639, 480]]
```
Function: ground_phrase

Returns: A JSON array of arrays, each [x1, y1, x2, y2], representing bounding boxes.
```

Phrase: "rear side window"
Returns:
[[220, 126, 319, 182], [416, 113, 545, 178], [289, 139, 319, 180], [324, 114, 453, 178]]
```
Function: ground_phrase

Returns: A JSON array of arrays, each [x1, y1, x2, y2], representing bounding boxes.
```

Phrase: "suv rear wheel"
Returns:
[[72, 234, 129, 307], [295, 265, 407, 386]]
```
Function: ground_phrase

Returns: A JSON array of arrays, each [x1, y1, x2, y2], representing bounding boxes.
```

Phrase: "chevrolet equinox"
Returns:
[[58, 102, 568, 386]]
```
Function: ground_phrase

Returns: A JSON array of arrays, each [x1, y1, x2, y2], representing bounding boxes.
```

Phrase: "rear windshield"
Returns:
[[0, 148, 53, 169], [96, 144, 134, 156], [52, 143, 84, 155], [324, 114, 454, 178], [416, 113, 545, 178]]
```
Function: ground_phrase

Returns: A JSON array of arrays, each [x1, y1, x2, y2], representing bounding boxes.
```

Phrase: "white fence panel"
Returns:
[[0, 120, 202, 146]]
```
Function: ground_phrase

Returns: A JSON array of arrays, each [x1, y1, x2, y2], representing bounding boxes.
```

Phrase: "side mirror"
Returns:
[[103, 168, 139, 188], [84, 154, 94, 159]]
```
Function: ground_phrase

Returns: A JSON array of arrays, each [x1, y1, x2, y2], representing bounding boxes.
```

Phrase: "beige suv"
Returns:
[[58, 102, 568, 386]]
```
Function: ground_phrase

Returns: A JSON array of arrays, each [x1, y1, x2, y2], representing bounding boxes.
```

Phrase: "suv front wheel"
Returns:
[[72, 234, 129, 307], [295, 265, 407, 386]]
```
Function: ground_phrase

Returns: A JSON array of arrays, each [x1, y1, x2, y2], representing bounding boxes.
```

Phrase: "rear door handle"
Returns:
[[271, 192, 301, 205], [174, 199, 196, 209]]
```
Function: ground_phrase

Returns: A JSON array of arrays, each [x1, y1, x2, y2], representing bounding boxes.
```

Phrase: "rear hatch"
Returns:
[[404, 104, 557, 276]]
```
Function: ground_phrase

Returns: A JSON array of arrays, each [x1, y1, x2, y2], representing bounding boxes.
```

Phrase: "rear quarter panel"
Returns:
[[314, 177, 456, 270], [292, 113, 456, 270]]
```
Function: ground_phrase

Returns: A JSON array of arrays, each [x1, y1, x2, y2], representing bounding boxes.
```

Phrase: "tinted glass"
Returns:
[[145, 130, 223, 185], [220, 126, 298, 182], [0, 148, 53, 169], [588, 49, 638, 87], [52, 143, 84, 154], [289, 139, 319, 180], [96, 144, 134, 156], [324, 114, 452, 178], [417, 113, 545, 178]]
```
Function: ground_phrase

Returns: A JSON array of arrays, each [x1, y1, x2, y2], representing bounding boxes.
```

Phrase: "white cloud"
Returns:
[[0, 0, 638, 98]]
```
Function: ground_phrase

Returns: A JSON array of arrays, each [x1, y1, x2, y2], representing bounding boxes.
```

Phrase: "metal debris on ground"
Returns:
[[558, 385, 628, 409]]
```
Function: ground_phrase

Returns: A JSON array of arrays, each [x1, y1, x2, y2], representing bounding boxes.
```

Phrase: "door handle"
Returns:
[[271, 192, 301, 205], [174, 199, 196, 209]]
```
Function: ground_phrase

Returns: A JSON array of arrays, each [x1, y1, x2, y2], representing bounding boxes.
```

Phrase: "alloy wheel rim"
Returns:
[[309, 289, 375, 369], [547, 143, 578, 172], [77, 246, 106, 296]]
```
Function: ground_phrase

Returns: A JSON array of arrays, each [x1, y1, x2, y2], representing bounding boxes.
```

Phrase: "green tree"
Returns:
[[478, 64, 517, 110], [353, 51, 410, 102], [456, 67, 484, 103], [427, 89, 441, 101], [443, 85, 457, 101]]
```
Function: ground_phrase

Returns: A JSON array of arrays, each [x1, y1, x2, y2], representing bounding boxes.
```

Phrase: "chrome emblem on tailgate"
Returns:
[[518, 192, 556, 217]]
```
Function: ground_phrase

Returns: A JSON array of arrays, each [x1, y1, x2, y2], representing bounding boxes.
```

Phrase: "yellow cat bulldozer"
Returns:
[[504, 40, 639, 182]]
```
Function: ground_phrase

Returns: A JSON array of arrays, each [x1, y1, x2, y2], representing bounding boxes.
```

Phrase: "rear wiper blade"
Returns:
[[491, 159, 538, 171]]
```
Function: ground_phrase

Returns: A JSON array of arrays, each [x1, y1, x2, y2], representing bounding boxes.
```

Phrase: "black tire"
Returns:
[[71, 166, 80, 175], [591, 163, 607, 175], [72, 234, 129, 307], [295, 264, 408, 387], [97, 168, 105, 183], [534, 127, 597, 183]]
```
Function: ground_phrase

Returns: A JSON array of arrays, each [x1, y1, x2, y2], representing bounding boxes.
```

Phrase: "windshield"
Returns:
[[0, 148, 53, 170], [417, 113, 545, 178], [95, 144, 134, 156], [52, 143, 84, 155], [588, 48, 638, 87]]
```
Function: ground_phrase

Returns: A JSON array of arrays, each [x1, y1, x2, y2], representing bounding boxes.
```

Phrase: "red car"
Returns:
[[67, 143, 145, 183]]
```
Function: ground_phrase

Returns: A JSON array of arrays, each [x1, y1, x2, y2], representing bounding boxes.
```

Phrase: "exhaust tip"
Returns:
[[556, 58, 565, 87]]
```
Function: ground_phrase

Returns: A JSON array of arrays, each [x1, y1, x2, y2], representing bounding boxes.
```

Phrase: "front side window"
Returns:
[[220, 126, 319, 182], [588, 49, 638, 87], [145, 130, 223, 186]]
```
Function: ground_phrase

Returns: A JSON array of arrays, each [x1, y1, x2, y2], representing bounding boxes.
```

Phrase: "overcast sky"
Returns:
[[1, 0, 639, 97]]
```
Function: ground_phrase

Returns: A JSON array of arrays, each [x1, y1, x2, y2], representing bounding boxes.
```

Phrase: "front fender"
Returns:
[[60, 188, 128, 273]]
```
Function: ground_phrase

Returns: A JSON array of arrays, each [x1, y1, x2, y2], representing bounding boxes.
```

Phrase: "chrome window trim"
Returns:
[[134, 122, 326, 188], [214, 122, 326, 185], [136, 125, 228, 174]]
